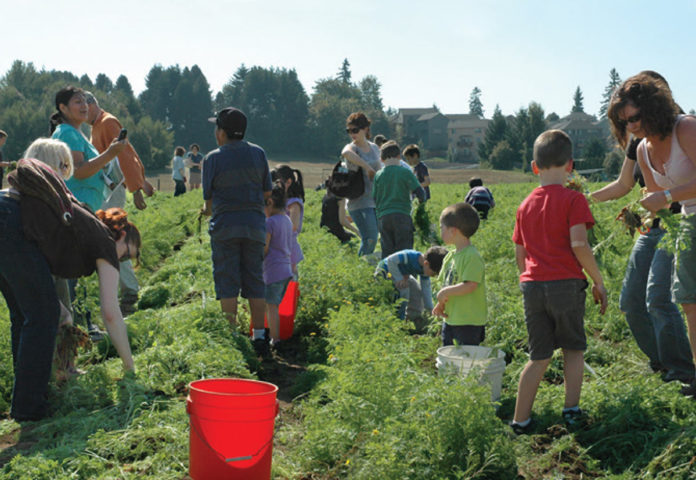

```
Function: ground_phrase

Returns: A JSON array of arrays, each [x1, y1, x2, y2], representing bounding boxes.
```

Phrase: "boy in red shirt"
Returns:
[[510, 129, 608, 434]]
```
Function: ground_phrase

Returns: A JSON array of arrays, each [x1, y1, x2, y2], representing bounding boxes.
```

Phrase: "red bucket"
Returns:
[[187, 378, 279, 480], [248, 280, 300, 340]]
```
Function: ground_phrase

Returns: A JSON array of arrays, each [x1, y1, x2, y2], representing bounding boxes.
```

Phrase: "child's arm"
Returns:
[[385, 252, 409, 289], [288, 203, 302, 232], [264, 232, 271, 257], [436, 281, 478, 305], [515, 244, 526, 274], [412, 186, 426, 203], [570, 224, 608, 314]]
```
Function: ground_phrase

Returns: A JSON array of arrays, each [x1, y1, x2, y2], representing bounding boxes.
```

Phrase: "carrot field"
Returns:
[[0, 180, 694, 479]]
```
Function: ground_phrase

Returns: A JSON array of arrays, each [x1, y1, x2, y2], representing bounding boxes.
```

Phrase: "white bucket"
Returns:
[[436, 345, 506, 402]]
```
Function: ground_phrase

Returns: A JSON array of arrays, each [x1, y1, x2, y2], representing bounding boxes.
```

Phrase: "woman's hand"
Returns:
[[640, 190, 670, 213], [106, 138, 127, 157]]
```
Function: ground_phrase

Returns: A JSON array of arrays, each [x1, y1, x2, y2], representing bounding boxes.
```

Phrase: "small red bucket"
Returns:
[[248, 280, 300, 340], [187, 378, 279, 479]]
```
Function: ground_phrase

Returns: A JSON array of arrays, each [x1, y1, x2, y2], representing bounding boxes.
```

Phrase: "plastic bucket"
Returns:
[[187, 378, 279, 480], [436, 345, 506, 401], [248, 280, 300, 340]]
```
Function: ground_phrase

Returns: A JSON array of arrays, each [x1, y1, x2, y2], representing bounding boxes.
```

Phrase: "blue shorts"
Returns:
[[265, 277, 291, 305], [520, 279, 588, 360], [211, 237, 265, 300]]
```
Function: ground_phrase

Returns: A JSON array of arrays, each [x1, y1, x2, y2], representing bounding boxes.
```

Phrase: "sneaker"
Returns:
[[88, 323, 105, 342], [253, 337, 270, 357], [679, 378, 696, 397], [562, 408, 586, 427], [509, 418, 535, 435]]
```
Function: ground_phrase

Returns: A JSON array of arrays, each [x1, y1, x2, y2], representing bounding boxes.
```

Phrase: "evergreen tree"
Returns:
[[572, 86, 584, 113], [468, 87, 484, 117], [359, 76, 383, 110], [337, 59, 352, 84], [139, 64, 182, 128], [95, 73, 113, 93], [599, 68, 621, 119], [478, 105, 507, 163], [79, 74, 93, 89], [114, 75, 135, 97]]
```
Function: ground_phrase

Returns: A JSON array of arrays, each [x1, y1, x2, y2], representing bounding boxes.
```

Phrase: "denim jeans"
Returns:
[[349, 207, 378, 256], [0, 195, 59, 420], [620, 228, 694, 381]]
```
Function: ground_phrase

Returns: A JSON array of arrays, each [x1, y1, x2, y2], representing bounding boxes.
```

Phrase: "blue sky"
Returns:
[[3, 0, 695, 118]]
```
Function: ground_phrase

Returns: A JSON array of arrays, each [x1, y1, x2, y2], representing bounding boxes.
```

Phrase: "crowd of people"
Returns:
[[0, 69, 695, 428]]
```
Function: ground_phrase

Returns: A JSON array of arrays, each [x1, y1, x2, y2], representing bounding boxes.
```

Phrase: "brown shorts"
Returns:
[[520, 279, 588, 360]]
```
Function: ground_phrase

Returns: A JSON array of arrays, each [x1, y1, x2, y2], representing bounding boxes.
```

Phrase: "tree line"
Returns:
[[0, 59, 390, 170]]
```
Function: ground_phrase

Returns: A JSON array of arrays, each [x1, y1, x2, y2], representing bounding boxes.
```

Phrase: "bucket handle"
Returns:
[[188, 399, 280, 463]]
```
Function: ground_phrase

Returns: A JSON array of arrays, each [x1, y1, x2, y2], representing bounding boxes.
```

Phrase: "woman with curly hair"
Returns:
[[594, 72, 694, 386], [607, 72, 696, 395]]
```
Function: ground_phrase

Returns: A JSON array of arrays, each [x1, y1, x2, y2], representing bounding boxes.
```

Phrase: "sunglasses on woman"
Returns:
[[618, 112, 641, 127], [346, 127, 361, 134]]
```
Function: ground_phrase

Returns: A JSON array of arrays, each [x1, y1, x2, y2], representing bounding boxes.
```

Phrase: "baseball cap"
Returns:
[[208, 107, 247, 138]]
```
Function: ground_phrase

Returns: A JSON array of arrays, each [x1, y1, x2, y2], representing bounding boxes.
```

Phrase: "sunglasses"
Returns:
[[618, 112, 641, 127], [346, 127, 361, 134]]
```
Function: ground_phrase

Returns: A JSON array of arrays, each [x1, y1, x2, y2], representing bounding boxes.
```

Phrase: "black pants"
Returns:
[[174, 179, 187, 197]]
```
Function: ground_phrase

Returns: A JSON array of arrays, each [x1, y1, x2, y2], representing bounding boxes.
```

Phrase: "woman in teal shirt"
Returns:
[[49, 86, 125, 211]]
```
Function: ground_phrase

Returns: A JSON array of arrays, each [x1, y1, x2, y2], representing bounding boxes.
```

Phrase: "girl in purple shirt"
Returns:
[[272, 165, 305, 279], [264, 182, 294, 346]]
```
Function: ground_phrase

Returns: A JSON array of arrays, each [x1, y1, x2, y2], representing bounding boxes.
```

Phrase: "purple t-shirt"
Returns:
[[264, 213, 293, 284], [286, 197, 304, 266]]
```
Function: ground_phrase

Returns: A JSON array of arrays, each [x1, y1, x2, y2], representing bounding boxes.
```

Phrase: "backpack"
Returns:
[[325, 160, 365, 199]]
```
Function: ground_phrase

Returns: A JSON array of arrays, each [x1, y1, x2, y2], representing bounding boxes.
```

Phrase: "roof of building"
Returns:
[[550, 111, 602, 131]]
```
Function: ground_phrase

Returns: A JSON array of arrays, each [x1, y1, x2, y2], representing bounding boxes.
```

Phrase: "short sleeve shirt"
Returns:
[[437, 246, 487, 326], [172, 156, 185, 180], [264, 213, 293, 284], [202, 140, 272, 243], [188, 152, 203, 172], [53, 123, 104, 212], [372, 165, 421, 218], [345, 142, 382, 211], [512, 184, 595, 282], [377, 249, 425, 281]]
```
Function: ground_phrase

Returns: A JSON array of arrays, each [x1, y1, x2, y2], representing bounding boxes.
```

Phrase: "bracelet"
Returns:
[[664, 189, 673, 204]]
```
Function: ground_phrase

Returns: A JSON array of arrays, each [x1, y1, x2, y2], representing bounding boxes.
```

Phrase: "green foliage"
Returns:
[[582, 137, 609, 169], [599, 68, 622, 120], [469, 86, 484, 117], [572, 85, 585, 113]]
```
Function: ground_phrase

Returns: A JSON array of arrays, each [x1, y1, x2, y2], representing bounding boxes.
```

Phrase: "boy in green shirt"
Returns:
[[433, 202, 487, 346], [372, 140, 425, 259]]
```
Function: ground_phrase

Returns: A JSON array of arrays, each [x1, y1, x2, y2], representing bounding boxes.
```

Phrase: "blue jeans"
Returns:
[[349, 207, 378, 256], [0, 195, 59, 420], [620, 228, 694, 382]]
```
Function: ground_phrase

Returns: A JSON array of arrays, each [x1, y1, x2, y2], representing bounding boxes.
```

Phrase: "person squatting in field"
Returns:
[[375, 246, 448, 320]]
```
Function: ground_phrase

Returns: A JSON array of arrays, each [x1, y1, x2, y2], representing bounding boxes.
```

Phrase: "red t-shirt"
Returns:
[[512, 184, 594, 282]]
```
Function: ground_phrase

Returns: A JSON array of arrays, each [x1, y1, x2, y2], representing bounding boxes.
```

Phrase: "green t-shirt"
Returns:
[[437, 245, 487, 326], [52, 123, 104, 212], [372, 165, 421, 218]]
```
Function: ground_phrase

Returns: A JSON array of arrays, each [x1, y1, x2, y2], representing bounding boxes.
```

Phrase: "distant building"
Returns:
[[394, 108, 449, 152], [446, 114, 490, 162], [549, 112, 607, 159]]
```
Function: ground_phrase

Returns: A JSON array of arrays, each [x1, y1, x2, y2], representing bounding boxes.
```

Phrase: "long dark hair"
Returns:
[[272, 164, 305, 202], [49, 86, 85, 135]]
